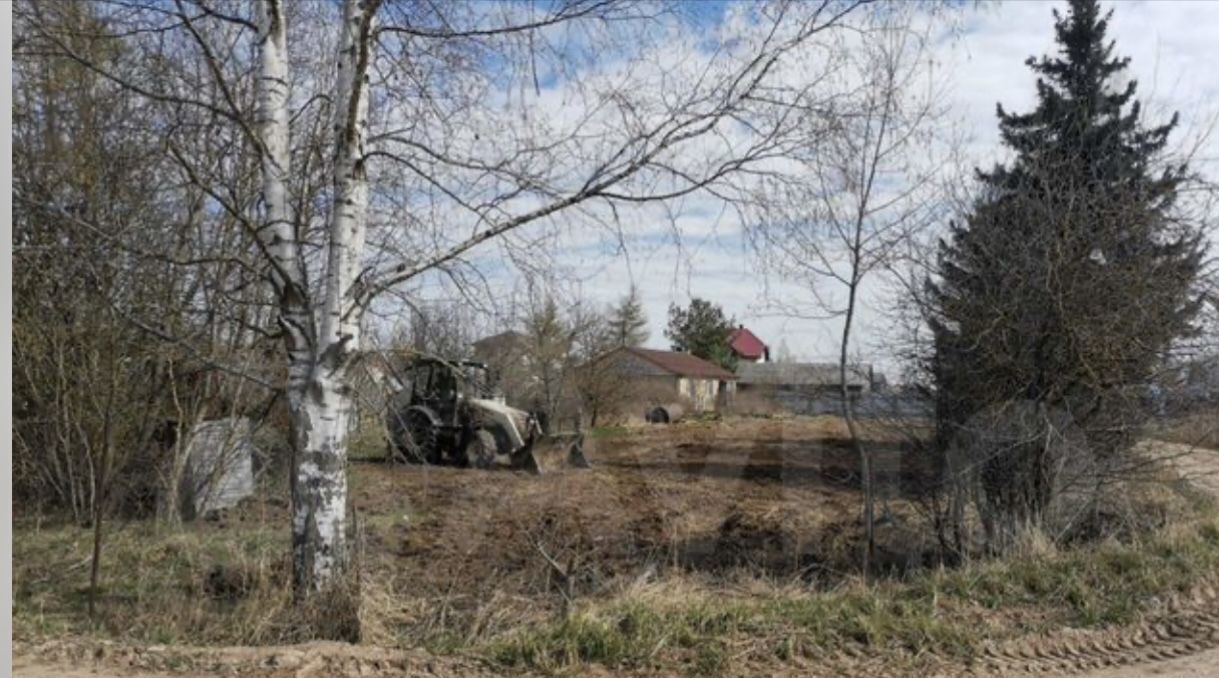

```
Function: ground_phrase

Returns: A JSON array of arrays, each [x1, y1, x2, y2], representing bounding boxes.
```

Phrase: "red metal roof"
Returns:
[[728, 327, 767, 360], [621, 347, 737, 380]]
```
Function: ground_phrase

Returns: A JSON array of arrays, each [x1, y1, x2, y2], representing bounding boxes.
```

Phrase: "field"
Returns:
[[355, 416, 926, 595], [15, 415, 1219, 676]]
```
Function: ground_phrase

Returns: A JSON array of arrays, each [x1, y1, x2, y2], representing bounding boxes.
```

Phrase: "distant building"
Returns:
[[471, 330, 532, 405], [727, 325, 770, 363], [736, 362, 880, 396], [601, 346, 738, 413], [472, 330, 527, 364]]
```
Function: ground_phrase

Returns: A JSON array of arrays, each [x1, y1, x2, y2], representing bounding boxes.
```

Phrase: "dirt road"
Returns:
[[14, 657, 183, 678], [12, 639, 497, 677]]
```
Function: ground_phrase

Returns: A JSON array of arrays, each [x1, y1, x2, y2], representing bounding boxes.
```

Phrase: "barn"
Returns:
[[604, 347, 737, 413]]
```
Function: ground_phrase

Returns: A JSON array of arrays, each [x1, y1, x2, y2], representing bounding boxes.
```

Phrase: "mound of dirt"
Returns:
[[716, 509, 791, 559], [673, 507, 819, 573]]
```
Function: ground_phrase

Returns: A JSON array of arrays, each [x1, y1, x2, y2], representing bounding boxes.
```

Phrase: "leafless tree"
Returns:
[[13, 1, 281, 615], [749, 7, 946, 574], [18, 0, 892, 600]]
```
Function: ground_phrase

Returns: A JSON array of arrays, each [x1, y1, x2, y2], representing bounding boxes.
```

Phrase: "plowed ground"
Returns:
[[352, 416, 927, 606]]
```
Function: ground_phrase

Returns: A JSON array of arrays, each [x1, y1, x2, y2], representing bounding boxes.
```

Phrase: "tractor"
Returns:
[[385, 356, 589, 474]]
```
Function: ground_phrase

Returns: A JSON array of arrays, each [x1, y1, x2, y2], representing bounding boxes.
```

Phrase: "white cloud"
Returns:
[[580, 2, 1218, 373], [383, 2, 1219, 379]]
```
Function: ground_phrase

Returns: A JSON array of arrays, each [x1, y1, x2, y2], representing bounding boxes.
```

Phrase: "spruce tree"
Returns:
[[523, 297, 573, 424], [608, 285, 649, 347], [928, 0, 1205, 523]]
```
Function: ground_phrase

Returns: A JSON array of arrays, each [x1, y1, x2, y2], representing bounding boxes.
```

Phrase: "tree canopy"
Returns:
[[927, 0, 1207, 542], [665, 298, 737, 371]]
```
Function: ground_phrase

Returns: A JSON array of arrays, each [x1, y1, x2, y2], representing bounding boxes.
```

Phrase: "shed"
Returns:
[[605, 347, 737, 413], [180, 417, 256, 520]]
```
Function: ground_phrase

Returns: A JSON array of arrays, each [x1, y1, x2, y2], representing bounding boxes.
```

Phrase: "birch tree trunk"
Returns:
[[256, 0, 351, 595], [285, 0, 378, 594], [254, 0, 310, 403]]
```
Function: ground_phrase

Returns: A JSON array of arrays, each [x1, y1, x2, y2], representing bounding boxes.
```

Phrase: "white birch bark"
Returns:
[[288, 0, 378, 592], [255, 0, 310, 377], [255, 0, 344, 594]]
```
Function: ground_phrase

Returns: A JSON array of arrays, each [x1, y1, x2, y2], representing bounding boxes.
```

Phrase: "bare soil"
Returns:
[[1083, 647, 1219, 677], [15, 418, 1219, 677], [13, 639, 496, 677], [350, 416, 924, 598]]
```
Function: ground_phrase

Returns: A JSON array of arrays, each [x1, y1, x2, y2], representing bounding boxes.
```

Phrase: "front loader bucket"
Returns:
[[514, 433, 591, 474]]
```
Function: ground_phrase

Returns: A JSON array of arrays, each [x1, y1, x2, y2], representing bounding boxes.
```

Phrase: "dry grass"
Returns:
[[484, 518, 1219, 672], [1153, 410, 1219, 451], [14, 415, 1219, 675], [14, 517, 293, 644], [15, 500, 1219, 675], [13, 511, 362, 646]]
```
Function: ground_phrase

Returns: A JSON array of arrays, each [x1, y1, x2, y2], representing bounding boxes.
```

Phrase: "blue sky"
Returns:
[[390, 1, 1219, 377], [571, 1, 1219, 370]]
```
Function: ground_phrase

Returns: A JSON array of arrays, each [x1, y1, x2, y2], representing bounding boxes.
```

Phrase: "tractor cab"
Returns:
[[399, 358, 500, 424], [386, 355, 589, 473]]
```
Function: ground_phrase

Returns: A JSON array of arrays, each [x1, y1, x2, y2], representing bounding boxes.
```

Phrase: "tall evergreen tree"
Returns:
[[928, 0, 1205, 532], [665, 298, 737, 370], [607, 285, 650, 347]]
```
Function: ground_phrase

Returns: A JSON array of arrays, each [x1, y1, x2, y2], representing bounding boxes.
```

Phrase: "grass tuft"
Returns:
[[16, 515, 1219, 672], [483, 519, 1219, 672]]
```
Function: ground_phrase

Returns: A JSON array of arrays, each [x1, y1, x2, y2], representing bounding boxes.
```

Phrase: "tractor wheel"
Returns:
[[389, 409, 439, 464], [460, 429, 498, 469]]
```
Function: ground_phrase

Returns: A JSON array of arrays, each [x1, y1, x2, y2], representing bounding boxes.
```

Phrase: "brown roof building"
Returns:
[[618, 347, 738, 381], [601, 346, 737, 413]]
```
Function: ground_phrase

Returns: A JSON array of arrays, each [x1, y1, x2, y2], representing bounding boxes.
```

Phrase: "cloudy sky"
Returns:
[[400, 1, 1219, 375], [579, 2, 1219, 367]]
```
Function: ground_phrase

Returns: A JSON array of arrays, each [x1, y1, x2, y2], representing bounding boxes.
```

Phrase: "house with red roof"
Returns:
[[727, 325, 770, 363]]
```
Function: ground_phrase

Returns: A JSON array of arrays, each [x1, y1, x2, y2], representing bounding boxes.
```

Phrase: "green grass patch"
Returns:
[[913, 523, 1219, 627], [483, 520, 1219, 672], [13, 520, 290, 645], [590, 425, 631, 439], [347, 419, 389, 461]]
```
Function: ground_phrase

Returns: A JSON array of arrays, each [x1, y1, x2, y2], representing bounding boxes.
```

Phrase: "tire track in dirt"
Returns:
[[970, 440, 1219, 677], [968, 580, 1219, 675]]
